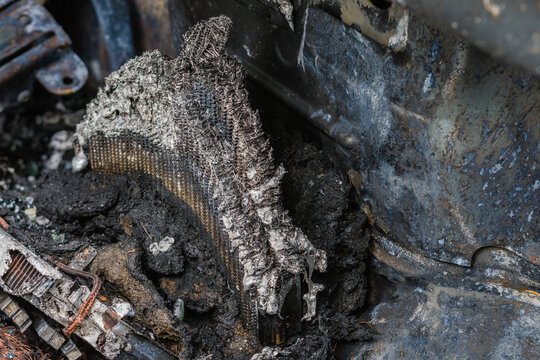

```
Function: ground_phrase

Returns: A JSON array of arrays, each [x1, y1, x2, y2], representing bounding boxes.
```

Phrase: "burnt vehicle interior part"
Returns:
[[75, 15, 326, 346], [0, 0, 539, 359], [0, 0, 88, 112], [0, 228, 176, 359]]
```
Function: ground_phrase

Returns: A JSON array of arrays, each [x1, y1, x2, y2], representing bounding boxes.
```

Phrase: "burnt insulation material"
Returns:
[[75, 16, 326, 344]]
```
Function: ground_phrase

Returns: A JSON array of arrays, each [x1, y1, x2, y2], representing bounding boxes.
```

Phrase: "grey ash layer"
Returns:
[[76, 16, 326, 318]]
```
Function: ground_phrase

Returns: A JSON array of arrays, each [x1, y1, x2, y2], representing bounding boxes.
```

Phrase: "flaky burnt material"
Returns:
[[76, 16, 326, 342]]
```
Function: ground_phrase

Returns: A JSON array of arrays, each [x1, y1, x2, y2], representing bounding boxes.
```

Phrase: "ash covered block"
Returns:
[[75, 16, 326, 344]]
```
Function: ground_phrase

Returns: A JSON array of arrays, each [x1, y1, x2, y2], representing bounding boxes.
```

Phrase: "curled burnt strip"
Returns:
[[75, 16, 326, 344], [55, 262, 102, 338]]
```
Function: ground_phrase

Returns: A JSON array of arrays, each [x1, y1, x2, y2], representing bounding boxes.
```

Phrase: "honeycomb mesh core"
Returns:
[[87, 133, 255, 329], [77, 15, 327, 344]]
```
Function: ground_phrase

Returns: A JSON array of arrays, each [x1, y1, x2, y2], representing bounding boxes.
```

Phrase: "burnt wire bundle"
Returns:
[[75, 16, 326, 344]]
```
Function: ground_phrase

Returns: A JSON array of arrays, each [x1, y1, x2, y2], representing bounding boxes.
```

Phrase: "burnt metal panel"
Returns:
[[397, 0, 540, 76], [89, 0, 134, 71], [171, 1, 539, 268]]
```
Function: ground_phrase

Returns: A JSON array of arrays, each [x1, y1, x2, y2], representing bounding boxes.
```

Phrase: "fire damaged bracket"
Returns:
[[0, 228, 175, 359], [336, 0, 409, 52], [0, 0, 88, 111], [371, 234, 540, 308]]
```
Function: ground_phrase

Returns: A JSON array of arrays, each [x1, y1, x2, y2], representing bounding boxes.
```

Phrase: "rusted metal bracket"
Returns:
[[0, 290, 32, 332], [0, 0, 88, 111]]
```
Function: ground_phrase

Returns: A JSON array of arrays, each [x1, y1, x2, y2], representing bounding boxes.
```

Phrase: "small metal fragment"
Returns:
[[0, 290, 32, 332], [33, 315, 66, 350], [150, 237, 175, 256], [67, 246, 98, 271], [173, 298, 184, 321], [35, 216, 50, 226], [71, 151, 88, 172], [23, 207, 36, 221], [0, 217, 9, 230], [158, 237, 175, 252]]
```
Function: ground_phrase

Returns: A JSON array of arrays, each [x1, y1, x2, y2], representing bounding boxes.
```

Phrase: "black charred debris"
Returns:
[[0, 101, 373, 359]]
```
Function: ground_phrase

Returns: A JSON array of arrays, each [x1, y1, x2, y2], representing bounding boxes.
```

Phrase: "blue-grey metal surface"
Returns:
[[355, 267, 540, 359], [397, 0, 540, 76], [171, 1, 539, 268], [90, 0, 134, 72]]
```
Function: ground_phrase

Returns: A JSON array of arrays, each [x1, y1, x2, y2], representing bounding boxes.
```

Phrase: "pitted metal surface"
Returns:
[[172, 1, 539, 269], [397, 0, 540, 75], [360, 276, 540, 359]]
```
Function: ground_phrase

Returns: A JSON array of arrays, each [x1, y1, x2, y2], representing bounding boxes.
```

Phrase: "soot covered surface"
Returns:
[[0, 107, 372, 359]]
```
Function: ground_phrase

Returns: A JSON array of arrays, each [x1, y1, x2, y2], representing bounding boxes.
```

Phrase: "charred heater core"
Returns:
[[84, 132, 303, 344]]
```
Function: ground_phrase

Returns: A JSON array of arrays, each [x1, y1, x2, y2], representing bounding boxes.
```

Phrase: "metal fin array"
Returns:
[[2, 250, 48, 296], [87, 133, 255, 330]]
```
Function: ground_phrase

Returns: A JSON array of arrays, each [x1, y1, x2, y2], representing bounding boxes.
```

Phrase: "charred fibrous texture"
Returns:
[[76, 16, 326, 343]]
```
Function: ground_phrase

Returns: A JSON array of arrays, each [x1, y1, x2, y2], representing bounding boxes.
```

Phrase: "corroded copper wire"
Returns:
[[55, 261, 102, 337], [0, 216, 9, 230]]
